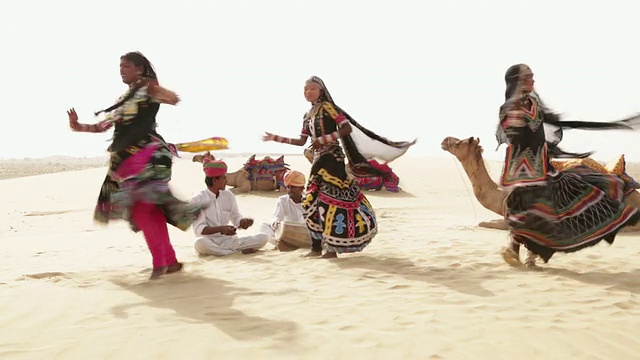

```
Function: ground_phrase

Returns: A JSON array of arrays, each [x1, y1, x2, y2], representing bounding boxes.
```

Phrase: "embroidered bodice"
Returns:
[[499, 94, 552, 187], [301, 101, 344, 158], [103, 85, 162, 153]]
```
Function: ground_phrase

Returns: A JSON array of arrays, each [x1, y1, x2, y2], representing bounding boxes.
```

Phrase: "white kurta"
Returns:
[[260, 194, 305, 245], [191, 189, 267, 256]]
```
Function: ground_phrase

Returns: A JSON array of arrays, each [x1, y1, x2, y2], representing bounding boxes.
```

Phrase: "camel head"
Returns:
[[192, 151, 215, 163], [441, 136, 483, 162]]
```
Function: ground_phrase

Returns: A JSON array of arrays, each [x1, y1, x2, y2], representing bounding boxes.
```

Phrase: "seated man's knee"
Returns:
[[259, 222, 272, 233], [257, 233, 269, 245], [194, 238, 210, 255]]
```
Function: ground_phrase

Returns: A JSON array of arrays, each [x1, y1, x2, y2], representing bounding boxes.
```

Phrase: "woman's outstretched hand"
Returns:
[[67, 108, 83, 131], [261, 132, 275, 142], [148, 82, 180, 105]]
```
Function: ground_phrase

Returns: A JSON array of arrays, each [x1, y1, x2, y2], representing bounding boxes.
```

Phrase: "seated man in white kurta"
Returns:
[[192, 159, 268, 256], [260, 170, 310, 251]]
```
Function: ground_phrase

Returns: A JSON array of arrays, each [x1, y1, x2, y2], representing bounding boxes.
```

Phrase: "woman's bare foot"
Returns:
[[166, 261, 183, 274], [304, 250, 322, 258], [523, 250, 542, 271], [500, 246, 522, 267], [149, 266, 168, 280], [321, 251, 337, 259], [524, 260, 543, 271]]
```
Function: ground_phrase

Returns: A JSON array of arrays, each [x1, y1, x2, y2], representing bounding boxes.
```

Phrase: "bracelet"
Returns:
[[273, 135, 292, 144], [317, 131, 339, 145], [80, 123, 105, 133], [98, 121, 113, 131]]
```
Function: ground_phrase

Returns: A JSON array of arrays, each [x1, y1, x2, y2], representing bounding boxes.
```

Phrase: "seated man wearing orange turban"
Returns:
[[260, 170, 311, 251], [191, 159, 268, 256]]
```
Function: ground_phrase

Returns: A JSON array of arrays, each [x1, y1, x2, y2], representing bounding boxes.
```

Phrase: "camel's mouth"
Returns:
[[441, 136, 482, 154], [441, 137, 459, 151]]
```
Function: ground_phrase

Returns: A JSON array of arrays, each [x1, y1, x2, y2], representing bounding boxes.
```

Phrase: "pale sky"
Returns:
[[1, 0, 639, 162]]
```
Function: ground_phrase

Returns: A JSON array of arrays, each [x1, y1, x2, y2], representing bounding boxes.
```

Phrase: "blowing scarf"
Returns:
[[495, 64, 640, 158], [306, 76, 416, 171]]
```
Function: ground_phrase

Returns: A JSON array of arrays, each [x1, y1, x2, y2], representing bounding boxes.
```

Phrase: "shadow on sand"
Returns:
[[542, 267, 640, 295], [333, 254, 496, 297], [110, 272, 300, 344], [364, 189, 417, 198]]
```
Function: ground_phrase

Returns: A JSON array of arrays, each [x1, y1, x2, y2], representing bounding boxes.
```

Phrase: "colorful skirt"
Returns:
[[506, 168, 640, 262], [303, 150, 377, 253], [94, 138, 203, 232]]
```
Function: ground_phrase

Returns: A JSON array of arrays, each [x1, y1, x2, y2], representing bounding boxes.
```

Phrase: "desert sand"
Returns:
[[1, 153, 640, 360]]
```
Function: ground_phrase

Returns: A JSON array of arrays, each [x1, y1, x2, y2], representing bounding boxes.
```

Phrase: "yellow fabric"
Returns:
[[551, 155, 627, 175], [176, 137, 229, 153], [322, 102, 341, 121], [605, 155, 626, 175], [551, 158, 606, 173]]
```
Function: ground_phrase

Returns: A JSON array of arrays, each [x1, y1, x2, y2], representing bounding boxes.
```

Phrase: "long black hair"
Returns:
[[496, 63, 636, 158], [503, 64, 562, 125], [94, 51, 157, 116], [503, 64, 521, 100]]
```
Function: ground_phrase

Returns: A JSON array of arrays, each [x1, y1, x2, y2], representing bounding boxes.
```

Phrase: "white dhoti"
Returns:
[[260, 223, 278, 246], [194, 233, 268, 256]]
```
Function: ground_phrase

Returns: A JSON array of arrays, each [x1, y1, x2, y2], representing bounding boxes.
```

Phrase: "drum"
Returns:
[[275, 220, 312, 249]]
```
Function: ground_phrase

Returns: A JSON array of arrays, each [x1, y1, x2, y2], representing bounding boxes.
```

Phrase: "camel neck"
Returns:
[[459, 153, 505, 215]]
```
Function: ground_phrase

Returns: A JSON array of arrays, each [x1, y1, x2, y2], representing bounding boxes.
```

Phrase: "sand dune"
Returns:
[[1, 154, 640, 359], [0, 156, 108, 180]]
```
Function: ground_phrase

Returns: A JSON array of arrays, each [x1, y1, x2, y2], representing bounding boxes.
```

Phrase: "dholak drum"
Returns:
[[275, 221, 312, 249]]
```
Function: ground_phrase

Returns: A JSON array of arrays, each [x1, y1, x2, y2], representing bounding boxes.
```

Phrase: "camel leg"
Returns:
[[478, 219, 509, 230], [230, 182, 251, 194], [235, 178, 252, 193]]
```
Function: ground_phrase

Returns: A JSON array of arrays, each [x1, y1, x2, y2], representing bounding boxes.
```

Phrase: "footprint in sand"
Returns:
[[18, 272, 102, 288], [394, 316, 416, 326], [388, 284, 411, 290], [613, 300, 639, 310], [20, 272, 70, 281], [24, 210, 74, 217]]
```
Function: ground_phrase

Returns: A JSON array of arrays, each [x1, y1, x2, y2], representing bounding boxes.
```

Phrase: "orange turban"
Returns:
[[284, 170, 306, 187]]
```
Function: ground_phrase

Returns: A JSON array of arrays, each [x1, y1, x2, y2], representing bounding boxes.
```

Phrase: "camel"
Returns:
[[354, 159, 401, 192], [440, 136, 640, 232], [239, 154, 289, 193], [192, 152, 288, 193]]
